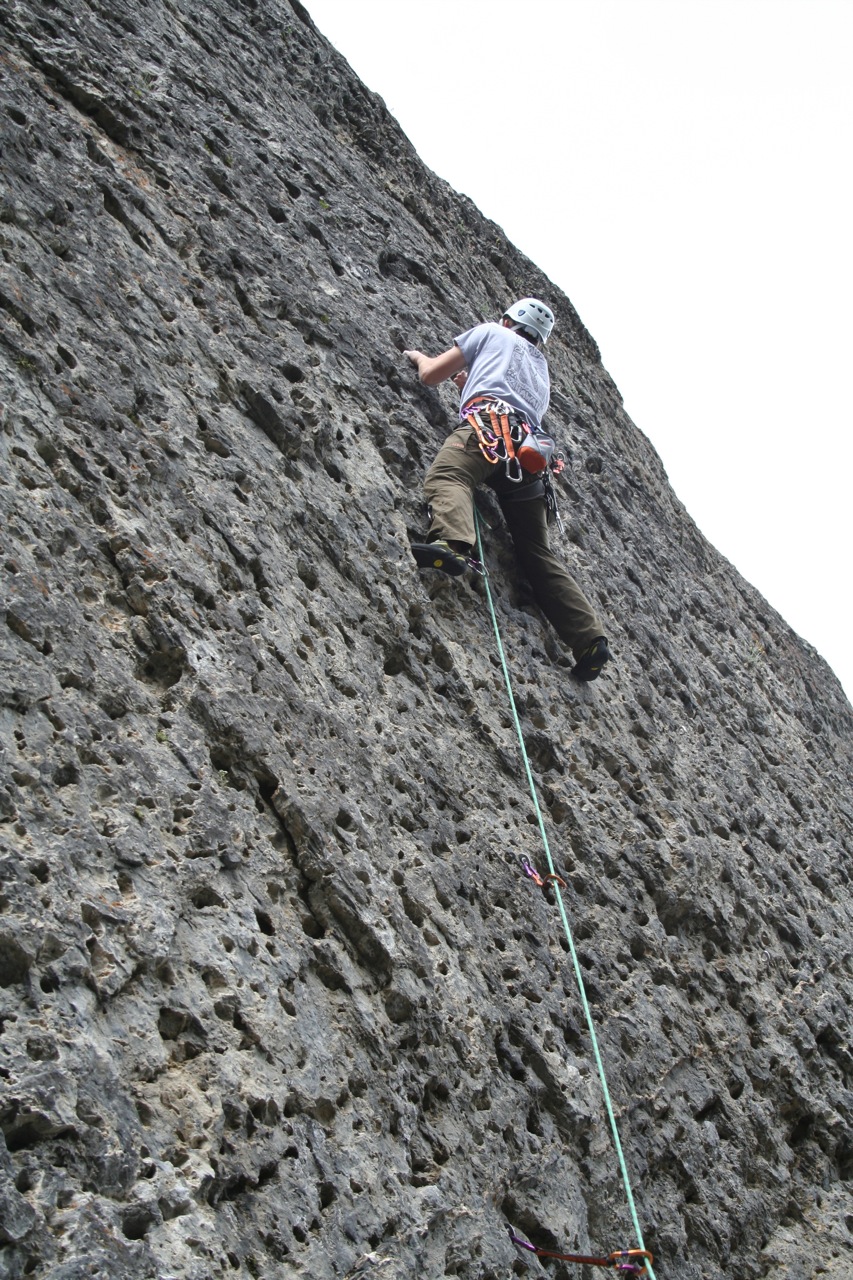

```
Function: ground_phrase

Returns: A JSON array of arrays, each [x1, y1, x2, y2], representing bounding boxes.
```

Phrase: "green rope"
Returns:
[[475, 516, 657, 1280]]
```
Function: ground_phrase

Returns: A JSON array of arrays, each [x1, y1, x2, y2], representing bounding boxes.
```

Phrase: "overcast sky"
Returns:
[[305, 0, 852, 700]]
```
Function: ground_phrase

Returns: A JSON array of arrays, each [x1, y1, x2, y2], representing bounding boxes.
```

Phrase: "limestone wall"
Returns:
[[1, 2, 851, 1276]]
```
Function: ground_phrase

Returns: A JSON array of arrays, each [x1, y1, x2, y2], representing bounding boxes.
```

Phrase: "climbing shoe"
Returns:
[[571, 637, 611, 682], [411, 540, 471, 577]]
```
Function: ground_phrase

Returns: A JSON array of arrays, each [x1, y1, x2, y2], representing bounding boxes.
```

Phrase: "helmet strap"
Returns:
[[510, 323, 540, 345]]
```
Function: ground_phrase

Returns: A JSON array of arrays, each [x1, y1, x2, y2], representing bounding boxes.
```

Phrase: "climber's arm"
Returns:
[[403, 345, 466, 386]]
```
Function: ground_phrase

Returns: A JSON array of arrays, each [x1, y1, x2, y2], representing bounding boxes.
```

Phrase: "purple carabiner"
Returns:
[[507, 1228, 537, 1254]]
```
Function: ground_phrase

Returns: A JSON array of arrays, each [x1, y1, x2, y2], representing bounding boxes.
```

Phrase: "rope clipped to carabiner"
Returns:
[[520, 854, 566, 902], [509, 1228, 653, 1275]]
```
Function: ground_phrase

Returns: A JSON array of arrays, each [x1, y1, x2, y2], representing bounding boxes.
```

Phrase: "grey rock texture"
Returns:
[[1, 1, 852, 1277]]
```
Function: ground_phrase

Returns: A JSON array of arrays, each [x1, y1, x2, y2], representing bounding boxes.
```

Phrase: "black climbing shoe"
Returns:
[[571, 637, 611, 682], [411, 540, 471, 577]]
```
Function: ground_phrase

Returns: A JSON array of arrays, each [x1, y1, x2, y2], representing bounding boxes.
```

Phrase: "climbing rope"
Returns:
[[474, 514, 658, 1280]]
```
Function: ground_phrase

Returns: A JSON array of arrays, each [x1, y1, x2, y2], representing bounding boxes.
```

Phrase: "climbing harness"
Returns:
[[463, 395, 566, 533], [509, 1229, 653, 1275], [474, 512, 657, 1280], [463, 396, 556, 483]]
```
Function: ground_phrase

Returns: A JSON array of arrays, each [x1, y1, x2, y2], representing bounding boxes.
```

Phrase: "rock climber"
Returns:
[[403, 299, 611, 682]]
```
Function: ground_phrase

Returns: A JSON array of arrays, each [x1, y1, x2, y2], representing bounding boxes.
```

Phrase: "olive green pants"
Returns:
[[424, 426, 604, 657]]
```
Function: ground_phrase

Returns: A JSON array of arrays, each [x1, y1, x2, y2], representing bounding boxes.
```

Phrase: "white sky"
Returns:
[[305, 0, 852, 700]]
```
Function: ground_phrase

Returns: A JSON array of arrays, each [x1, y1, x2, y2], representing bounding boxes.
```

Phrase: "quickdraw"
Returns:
[[542, 466, 566, 535], [520, 855, 566, 902], [508, 1229, 653, 1275]]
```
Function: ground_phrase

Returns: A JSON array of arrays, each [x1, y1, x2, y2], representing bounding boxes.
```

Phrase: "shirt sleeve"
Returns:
[[454, 323, 492, 368]]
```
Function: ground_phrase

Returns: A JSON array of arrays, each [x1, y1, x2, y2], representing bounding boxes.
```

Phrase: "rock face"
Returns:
[[1, 1, 852, 1277]]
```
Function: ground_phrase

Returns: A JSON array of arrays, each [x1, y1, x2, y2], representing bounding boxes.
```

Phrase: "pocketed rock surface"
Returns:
[[1, 2, 852, 1277]]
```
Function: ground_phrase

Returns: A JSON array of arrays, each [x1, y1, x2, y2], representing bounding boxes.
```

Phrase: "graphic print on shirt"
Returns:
[[506, 342, 549, 420]]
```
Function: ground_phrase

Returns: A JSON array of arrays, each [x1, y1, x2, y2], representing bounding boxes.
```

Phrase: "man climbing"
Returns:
[[403, 299, 611, 682]]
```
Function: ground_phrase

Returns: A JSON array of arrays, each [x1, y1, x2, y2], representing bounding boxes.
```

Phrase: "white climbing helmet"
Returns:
[[503, 297, 555, 344]]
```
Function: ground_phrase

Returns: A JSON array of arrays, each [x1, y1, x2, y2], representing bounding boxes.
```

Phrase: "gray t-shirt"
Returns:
[[454, 322, 550, 430]]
